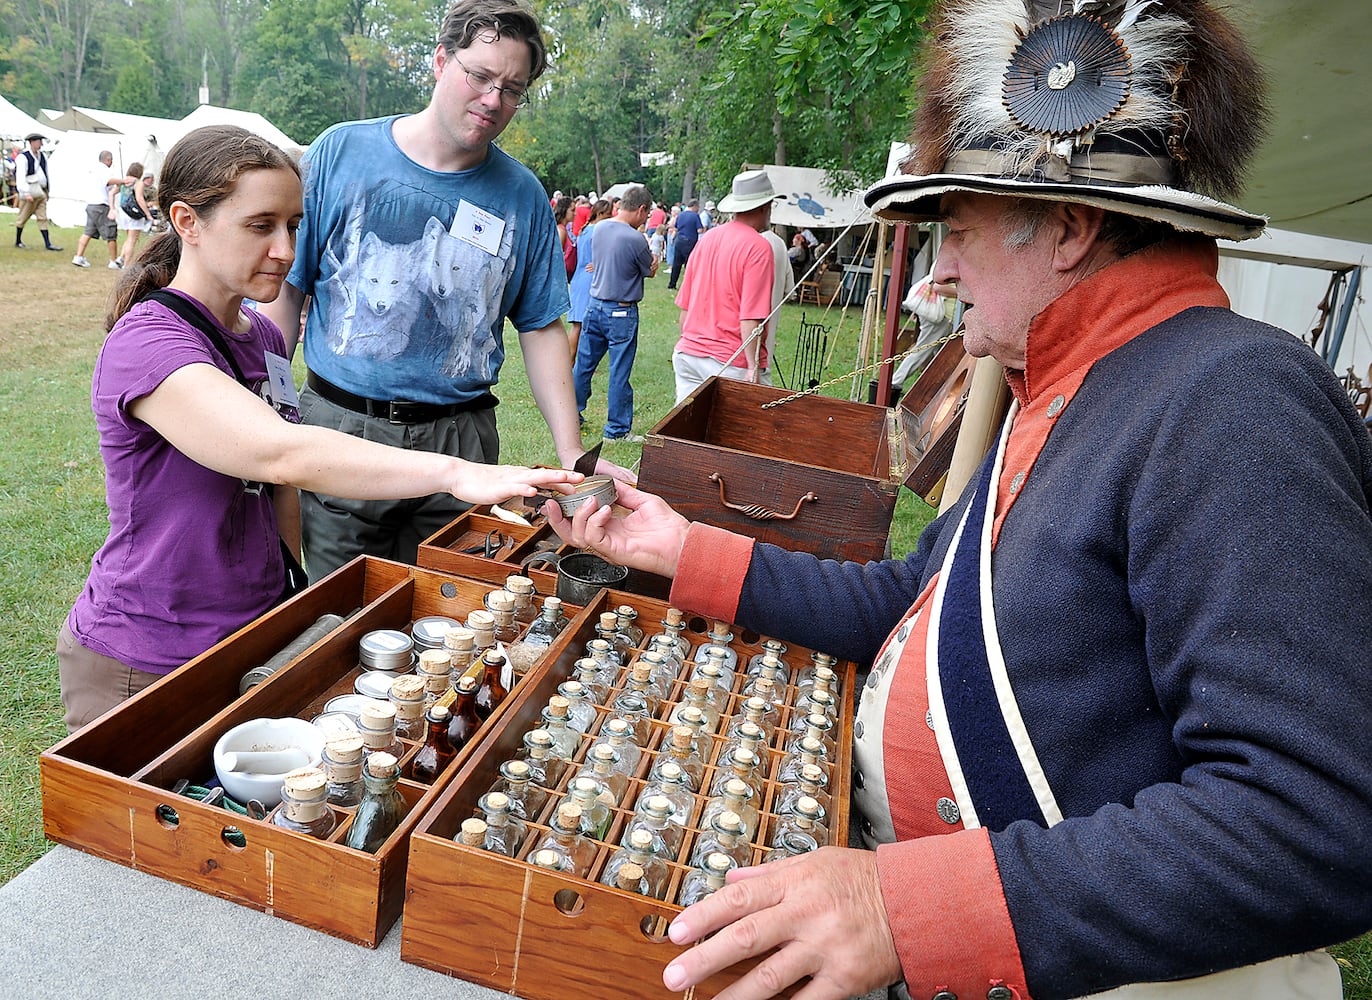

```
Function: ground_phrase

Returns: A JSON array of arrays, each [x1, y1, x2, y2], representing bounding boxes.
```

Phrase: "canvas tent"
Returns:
[[755, 164, 872, 231], [0, 94, 51, 140]]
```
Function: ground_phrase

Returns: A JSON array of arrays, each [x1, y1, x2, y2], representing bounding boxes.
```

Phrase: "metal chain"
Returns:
[[760, 329, 965, 409]]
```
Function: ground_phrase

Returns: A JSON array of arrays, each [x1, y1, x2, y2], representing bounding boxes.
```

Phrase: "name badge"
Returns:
[[451, 199, 505, 256], [263, 351, 300, 409]]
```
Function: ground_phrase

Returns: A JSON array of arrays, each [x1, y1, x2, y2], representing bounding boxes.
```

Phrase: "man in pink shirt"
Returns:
[[671, 169, 781, 403]]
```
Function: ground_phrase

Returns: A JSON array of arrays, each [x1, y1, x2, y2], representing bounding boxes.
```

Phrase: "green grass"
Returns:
[[1, 226, 1367, 998]]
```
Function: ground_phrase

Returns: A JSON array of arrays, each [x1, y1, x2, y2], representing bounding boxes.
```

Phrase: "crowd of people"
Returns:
[[41, 0, 1372, 996]]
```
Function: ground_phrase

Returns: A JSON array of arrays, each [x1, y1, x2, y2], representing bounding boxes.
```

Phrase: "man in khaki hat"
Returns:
[[548, 1, 1372, 997], [671, 168, 784, 402]]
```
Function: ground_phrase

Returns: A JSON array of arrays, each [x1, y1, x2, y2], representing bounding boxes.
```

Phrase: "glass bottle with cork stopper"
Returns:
[[520, 728, 563, 787], [446, 674, 482, 752], [572, 742, 628, 805], [415, 648, 453, 706], [601, 828, 669, 899], [719, 721, 769, 780], [700, 778, 759, 840], [658, 606, 693, 662], [694, 621, 739, 671], [358, 700, 404, 760], [643, 638, 684, 690], [776, 734, 830, 786], [741, 653, 787, 701], [475, 791, 526, 857], [388, 673, 428, 741], [679, 851, 735, 907], [623, 660, 665, 716], [443, 626, 477, 687], [539, 695, 582, 761], [729, 694, 780, 745], [572, 657, 612, 704], [532, 802, 596, 877], [620, 792, 684, 858], [650, 725, 706, 792], [457, 816, 488, 850], [691, 646, 736, 699], [746, 639, 792, 686], [691, 808, 752, 868], [637, 761, 695, 835], [321, 734, 366, 807], [589, 718, 641, 777], [465, 609, 497, 660], [709, 746, 764, 801], [613, 604, 644, 649], [557, 776, 613, 841], [411, 703, 457, 783], [771, 793, 828, 848], [502, 573, 538, 624], [343, 751, 407, 853], [669, 680, 721, 735], [487, 758, 549, 820], [271, 766, 336, 839], [555, 679, 596, 733], [483, 589, 520, 646], [609, 689, 653, 746], [474, 649, 510, 720], [776, 761, 831, 819], [591, 612, 629, 666], [796, 651, 839, 694], [521, 596, 569, 652]]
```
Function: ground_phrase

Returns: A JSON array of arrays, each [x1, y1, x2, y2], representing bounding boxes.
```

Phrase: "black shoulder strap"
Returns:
[[143, 289, 249, 387]]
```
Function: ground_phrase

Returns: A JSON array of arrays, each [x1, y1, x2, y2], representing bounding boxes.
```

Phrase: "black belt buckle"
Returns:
[[385, 399, 427, 424]]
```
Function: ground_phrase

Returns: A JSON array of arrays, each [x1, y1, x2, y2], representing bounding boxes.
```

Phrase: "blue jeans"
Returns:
[[574, 298, 639, 438]]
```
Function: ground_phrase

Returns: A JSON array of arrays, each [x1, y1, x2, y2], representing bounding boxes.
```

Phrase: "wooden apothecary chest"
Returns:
[[401, 591, 854, 999], [40, 557, 590, 947], [637, 345, 971, 563]]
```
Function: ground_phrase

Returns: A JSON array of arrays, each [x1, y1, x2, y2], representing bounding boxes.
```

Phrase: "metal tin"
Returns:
[[312, 710, 363, 739], [553, 475, 617, 517], [359, 629, 414, 670], [411, 616, 460, 651], [354, 670, 401, 699], [322, 694, 379, 721]]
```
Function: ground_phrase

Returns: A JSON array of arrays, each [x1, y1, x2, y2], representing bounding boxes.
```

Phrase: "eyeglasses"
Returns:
[[453, 56, 530, 109]]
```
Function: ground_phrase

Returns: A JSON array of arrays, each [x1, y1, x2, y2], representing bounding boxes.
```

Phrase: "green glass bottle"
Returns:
[[343, 751, 407, 854]]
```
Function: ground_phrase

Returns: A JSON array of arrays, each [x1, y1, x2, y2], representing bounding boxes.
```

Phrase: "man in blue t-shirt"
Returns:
[[263, 0, 622, 576], [667, 199, 703, 290], [572, 185, 657, 442]]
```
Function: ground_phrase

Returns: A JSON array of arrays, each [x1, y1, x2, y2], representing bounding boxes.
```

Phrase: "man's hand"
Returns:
[[661, 848, 901, 1000], [543, 480, 689, 580]]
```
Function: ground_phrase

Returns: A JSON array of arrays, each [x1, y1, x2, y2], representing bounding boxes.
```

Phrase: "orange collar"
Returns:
[[1005, 236, 1230, 407]]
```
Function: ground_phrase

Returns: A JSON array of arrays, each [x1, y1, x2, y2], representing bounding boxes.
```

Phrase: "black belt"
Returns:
[[306, 371, 497, 424]]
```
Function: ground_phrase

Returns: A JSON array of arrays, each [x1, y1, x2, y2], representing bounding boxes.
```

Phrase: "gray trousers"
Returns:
[[297, 385, 499, 578]]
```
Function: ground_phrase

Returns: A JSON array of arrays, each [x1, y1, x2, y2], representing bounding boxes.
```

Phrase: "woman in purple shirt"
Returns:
[[58, 125, 577, 732]]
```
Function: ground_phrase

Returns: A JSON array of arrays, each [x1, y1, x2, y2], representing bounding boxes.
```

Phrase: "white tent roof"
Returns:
[[0, 94, 55, 141], [179, 104, 303, 158], [760, 164, 872, 230], [43, 105, 183, 144]]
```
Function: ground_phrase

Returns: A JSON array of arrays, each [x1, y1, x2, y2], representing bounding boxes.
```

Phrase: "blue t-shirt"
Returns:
[[589, 219, 653, 302], [675, 210, 703, 247], [289, 116, 570, 404]]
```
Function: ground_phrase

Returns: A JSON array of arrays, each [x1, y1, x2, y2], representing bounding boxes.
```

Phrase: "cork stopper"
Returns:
[[542, 596, 563, 614], [704, 645, 728, 663], [560, 680, 585, 699], [708, 621, 732, 640], [390, 673, 426, 703], [753, 678, 777, 699], [467, 609, 495, 631], [592, 744, 617, 764], [744, 696, 768, 715], [658, 761, 684, 781], [282, 766, 327, 797], [487, 590, 515, 617], [665, 607, 685, 627], [484, 791, 511, 812], [717, 809, 743, 833], [605, 719, 630, 739], [629, 828, 655, 851], [808, 689, 834, 709], [547, 695, 570, 719], [796, 795, 820, 818], [737, 722, 763, 742], [417, 649, 452, 677], [459, 817, 487, 846], [811, 651, 836, 668], [705, 851, 732, 874], [571, 776, 597, 796], [598, 612, 619, 631], [730, 748, 757, 770], [426, 704, 451, 727], [724, 778, 749, 799], [806, 713, 831, 733], [324, 734, 364, 764], [679, 706, 705, 726], [800, 763, 825, 784], [616, 604, 637, 621], [761, 653, 781, 671], [688, 677, 712, 698], [456, 674, 477, 694], [762, 638, 787, 655], [557, 802, 583, 828], [526, 728, 553, 750], [360, 700, 397, 731], [444, 627, 476, 652], [616, 862, 645, 891], [630, 662, 653, 685], [812, 665, 835, 689], [640, 650, 666, 668], [533, 849, 562, 869], [504, 759, 531, 780], [365, 752, 398, 778], [644, 795, 671, 817], [800, 736, 823, 755], [505, 574, 535, 595], [589, 638, 612, 655], [670, 726, 693, 751]]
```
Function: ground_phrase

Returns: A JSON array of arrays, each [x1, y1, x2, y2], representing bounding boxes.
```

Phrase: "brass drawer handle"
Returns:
[[710, 473, 818, 521]]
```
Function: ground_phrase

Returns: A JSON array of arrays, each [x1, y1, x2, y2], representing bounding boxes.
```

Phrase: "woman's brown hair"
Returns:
[[105, 125, 300, 331]]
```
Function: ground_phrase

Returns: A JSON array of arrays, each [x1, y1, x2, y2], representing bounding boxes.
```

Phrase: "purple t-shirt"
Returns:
[[67, 292, 290, 674]]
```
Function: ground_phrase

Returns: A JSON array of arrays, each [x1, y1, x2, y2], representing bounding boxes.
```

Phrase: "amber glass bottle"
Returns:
[[411, 704, 457, 783], [447, 675, 482, 751], [474, 651, 510, 720]]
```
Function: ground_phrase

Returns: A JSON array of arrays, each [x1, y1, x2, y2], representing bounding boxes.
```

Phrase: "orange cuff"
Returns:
[[668, 522, 754, 622], [876, 831, 1030, 1000]]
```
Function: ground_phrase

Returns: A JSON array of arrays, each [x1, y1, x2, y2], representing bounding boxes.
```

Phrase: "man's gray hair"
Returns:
[[620, 185, 652, 213], [1000, 197, 1174, 256], [438, 0, 548, 83]]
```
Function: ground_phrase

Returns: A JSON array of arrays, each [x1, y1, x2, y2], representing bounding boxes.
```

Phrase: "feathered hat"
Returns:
[[864, 0, 1270, 240]]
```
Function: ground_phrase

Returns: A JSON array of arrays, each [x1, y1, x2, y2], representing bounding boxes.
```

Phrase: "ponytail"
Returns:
[[105, 231, 181, 332]]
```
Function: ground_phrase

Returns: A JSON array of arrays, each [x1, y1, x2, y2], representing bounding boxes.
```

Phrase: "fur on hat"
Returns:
[[866, 0, 1271, 239]]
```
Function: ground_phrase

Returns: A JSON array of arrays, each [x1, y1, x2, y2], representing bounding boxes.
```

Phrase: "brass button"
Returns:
[[987, 988, 1014, 1000], [936, 797, 961, 824], [1046, 394, 1065, 417]]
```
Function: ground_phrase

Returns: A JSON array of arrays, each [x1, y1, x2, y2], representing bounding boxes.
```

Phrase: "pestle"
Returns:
[[220, 748, 311, 774]]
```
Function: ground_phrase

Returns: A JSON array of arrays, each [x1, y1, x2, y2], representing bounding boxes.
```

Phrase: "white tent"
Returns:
[[44, 131, 164, 229], [179, 104, 304, 158], [0, 94, 53, 141]]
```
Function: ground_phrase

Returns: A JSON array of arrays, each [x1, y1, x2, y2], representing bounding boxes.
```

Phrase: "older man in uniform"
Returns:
[[546, 1, 1372, 998]]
